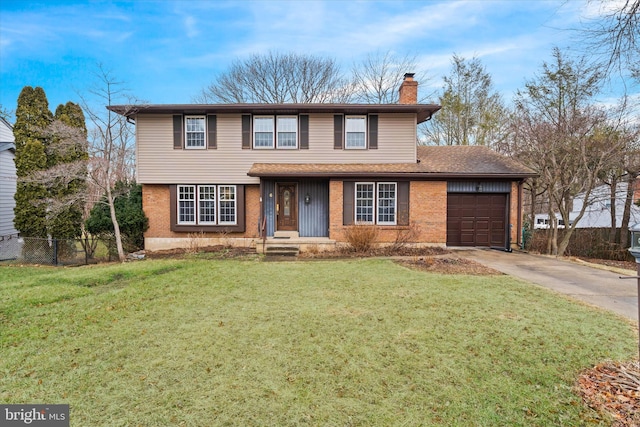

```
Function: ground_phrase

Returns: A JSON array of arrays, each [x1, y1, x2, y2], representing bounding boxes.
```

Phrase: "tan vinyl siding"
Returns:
[[136, 113, 418, 184]]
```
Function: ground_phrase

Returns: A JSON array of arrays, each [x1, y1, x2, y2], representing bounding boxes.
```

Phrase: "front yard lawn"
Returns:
[[1, 259, 636, 426]]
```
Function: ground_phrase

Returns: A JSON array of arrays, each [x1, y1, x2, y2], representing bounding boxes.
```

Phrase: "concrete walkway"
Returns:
[[454, 248, 639, 323]]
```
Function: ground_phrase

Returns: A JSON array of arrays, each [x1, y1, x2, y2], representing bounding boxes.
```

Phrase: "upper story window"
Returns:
[[254, 116, 275, 149], [185, 116, 206, 149], [345, 116, 366, 149], [252, 116, 299, 149], [277, 116, 298, 149]]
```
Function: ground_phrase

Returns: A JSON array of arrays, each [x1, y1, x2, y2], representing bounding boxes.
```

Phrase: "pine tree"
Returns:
[[48, 102, 88, 240], [13, 87, 53, 237]]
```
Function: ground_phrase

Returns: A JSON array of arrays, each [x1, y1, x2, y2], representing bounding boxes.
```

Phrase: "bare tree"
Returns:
[[79, 65, 139, 261], [421, 54, 509, 146], [580, 0, 640, 77], [194, 52, 353, 104], [351, 51, 430, 104], [509, 48, 628, 256]]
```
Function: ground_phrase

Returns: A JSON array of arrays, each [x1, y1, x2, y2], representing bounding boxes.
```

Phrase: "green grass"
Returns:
[[0, 259, 636, 426]]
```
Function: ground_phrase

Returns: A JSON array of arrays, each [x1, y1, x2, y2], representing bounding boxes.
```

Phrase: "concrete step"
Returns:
[[273, 231, 299, 239], [264, 245, 300, 257]]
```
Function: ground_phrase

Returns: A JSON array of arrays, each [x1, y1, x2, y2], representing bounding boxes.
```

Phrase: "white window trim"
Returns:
[[276, 116, 298, 149], [217, 185, 238, 225], [376, 182, 397, 225], [253, 116, 275, 149], [185, 116, 206, 150], [177, 185, 237, 226], [345, 115, 367, 150], [198, 185, 217, 225], [355, 182, 375, 224], [354, 182, 398, 225], [178, 185, 197, 225]]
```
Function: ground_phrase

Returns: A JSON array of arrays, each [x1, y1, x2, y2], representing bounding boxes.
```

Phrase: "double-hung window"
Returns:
[[254, 116, 274, 148], [377, 183, 397, 225], [198, 186, 216, 224], [277, 116, 297, 148], [345, 116, 366, 149], [355, 183, 375, 223], [355, 182, 397, 225], [218, 186, 237, 224], [185, 116, 206, 149], [178, 185, 196, 223], [178, 185, 237, 225]]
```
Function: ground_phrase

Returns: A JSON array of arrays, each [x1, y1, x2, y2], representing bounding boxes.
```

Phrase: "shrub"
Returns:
[[343, 223, 379, 253]]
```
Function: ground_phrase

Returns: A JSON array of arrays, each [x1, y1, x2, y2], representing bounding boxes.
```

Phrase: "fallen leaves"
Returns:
[[577, 361, 640, 426]]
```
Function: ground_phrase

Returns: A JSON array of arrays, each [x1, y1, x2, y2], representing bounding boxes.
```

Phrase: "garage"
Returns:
[[447, 192, 508, 248]]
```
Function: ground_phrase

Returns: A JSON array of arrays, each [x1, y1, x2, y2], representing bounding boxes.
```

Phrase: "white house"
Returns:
[[0, 117, 18, 237], [534, 182, 640, 229], [0, 117, 21, 260]]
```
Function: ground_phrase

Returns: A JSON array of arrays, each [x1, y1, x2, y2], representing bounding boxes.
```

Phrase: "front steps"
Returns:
[[258, 234, 336, 259]]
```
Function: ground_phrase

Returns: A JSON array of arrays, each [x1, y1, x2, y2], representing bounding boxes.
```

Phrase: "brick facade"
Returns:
[[145, 180, 522, 250], [142, 184, 260, 250], [329, 179, 447, 245]]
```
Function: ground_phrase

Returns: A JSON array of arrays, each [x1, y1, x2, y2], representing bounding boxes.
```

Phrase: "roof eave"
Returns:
[[247, 171, 538, 179]]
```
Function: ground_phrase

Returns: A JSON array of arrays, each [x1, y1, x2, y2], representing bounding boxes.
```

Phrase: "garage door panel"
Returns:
[[447, 193, 507, 247]]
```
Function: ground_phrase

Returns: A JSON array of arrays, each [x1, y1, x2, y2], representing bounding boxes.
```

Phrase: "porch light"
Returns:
[[304, 193, 311, 205]]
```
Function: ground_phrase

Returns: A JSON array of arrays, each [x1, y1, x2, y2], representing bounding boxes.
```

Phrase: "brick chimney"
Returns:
[[398, 73, 418, 104]]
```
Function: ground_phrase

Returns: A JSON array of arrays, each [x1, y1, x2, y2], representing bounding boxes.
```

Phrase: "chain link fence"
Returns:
[[0, 235, 121, 266]]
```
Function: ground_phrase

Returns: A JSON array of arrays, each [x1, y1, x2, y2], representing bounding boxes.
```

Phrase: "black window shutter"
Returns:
[[397, 181, 410, 226], [368, 114, 378, 149], [299, 115, 309, 149], [173, 115, 183, 149], [343, 181, 355, 225], [334, 115, 343, 150], [207, 115, 217, 149], [242, 115, 251, 149]]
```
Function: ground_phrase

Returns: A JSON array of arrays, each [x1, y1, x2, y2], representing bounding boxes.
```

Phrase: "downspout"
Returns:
[[518, 180, 523, 250]]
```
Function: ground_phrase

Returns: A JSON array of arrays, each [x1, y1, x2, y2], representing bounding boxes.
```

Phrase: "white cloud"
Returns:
[[184, 15, 199, 38]]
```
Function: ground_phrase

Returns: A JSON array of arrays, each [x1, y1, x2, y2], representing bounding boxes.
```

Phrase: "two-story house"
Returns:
[[110, 74, 535, 252]]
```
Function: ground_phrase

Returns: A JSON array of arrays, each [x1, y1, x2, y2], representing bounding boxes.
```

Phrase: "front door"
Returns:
[[277, 183, 297, 231]]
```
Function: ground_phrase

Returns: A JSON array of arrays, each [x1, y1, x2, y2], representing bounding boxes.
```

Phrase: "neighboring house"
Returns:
[[0, 117, 18, 237], [0, 117, 20, 260], [534, 182, 640, 229], [109, 74, 536, 252]]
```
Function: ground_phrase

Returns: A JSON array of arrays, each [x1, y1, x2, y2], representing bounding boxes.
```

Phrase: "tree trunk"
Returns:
[[106, 184, 125, 261], [609, 179, 618, 243]]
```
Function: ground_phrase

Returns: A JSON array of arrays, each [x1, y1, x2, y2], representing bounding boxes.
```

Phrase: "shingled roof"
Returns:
[[248, 146, 536, 179]]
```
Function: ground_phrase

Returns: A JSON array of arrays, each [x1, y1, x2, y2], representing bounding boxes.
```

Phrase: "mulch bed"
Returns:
[[395, 256, 502, 275], [577, 361, 640, 426]]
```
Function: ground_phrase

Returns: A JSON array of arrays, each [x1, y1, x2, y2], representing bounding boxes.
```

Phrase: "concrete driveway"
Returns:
[[454, 248, 639, 323]]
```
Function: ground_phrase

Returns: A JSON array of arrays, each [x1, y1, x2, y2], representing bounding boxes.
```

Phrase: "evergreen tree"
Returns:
[[86, 182, 148, 251], [13, 87, 53, 237], [421, 55, 508, 146], [48, 102, 88, 239]]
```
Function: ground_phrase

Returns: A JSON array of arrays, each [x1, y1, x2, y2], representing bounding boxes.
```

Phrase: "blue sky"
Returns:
[[0, 0, 634, 119]]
